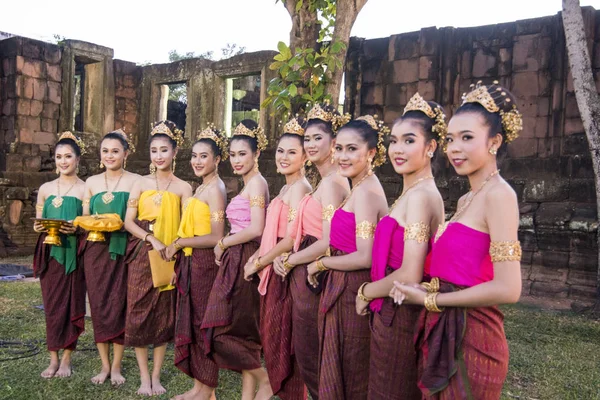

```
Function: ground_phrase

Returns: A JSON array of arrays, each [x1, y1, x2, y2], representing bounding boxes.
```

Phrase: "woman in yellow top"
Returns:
[[168, 126, 227, 400], [124, 120, 192, 397]]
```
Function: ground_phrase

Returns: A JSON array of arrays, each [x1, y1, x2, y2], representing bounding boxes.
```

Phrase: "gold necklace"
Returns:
[[435, 169, 500, 241], [337, 168, 372, 210], [195, 174, 218, 198], [388, 176, 433, 214], [102, 170, 124, 204], [153, 173, 174, 206], [310, 170, 337, 196], [52, 177, 77, 208]]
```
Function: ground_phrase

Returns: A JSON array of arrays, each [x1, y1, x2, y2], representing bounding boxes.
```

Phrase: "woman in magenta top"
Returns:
[[355, 93, 446, 400], [307, 116, 388, 400], [273, 103, 350, 400], [243, 117, 312, 400], [201, 119, 271, 400], [392, 82, 523, 399]]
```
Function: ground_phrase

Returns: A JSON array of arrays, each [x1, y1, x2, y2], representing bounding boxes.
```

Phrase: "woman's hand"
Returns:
[[33, 221, 47, 233], [306, 261, 321, 288], [170, 271, 177, 286], [165, 244, 178, 261], [273, 255, 291, 279], [243, 255, 259, 281], [58, 221, 77, 235], [355, 294, 371, 316], [390, 281, 427, 306], [148, 236, 168, 261], [214, 243, 224, 265]]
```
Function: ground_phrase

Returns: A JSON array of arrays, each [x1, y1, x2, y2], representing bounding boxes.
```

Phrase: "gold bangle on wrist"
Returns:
[[420, 277, 440, 293], [357, 282, 373, 303], [218, 237, 227, 251], [254, 257, 263, 271], [424, 292, 443, 312], [173, 238, 183, 250], [144, 233, 152, 242], [316, 257, 328, 272], [282, 252, 294, 271]]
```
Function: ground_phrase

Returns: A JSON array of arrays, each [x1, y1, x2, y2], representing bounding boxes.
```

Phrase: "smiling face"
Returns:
[[388, 119, 436, 175], [276, 135, 306, 176], [229, 138, 257, 176], [445, 112, 500, 176], [100, 138, 127, 171], [303, 123, 334, 165], [150, 136, 177, 172], [191, 141, 219, 178], [55, 144, 80, 176], [335, 128, 375, 179]]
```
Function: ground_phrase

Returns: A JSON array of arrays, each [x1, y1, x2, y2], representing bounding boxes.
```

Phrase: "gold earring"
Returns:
[[55, 167, 59, 175], [368, 157, 373, 175], [254, 156, 259, 173], [330, 148, 335, 164], [306, 160, 312, 167], [427, 151, 434, 158], [489, 148, 497, 156], [172, 156, 177, 173], [99, 162, 105, 169], [149, 163, 156, 174], [123, 158, 127, 170], [76, 164, 79, 174]]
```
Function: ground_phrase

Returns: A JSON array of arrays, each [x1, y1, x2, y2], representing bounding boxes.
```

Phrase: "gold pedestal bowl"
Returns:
[[73, 213, 124, 242], [32, 218, 68, 246]]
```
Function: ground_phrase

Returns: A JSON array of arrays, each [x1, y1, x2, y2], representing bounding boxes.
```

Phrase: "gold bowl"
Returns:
[[73, 213, 124, 242], [32, 218, 68, 246]]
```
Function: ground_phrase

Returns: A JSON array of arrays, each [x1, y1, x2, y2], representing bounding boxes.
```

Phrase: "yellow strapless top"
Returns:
[[138, 190, 181, 246], [178, 198, 211, 256]]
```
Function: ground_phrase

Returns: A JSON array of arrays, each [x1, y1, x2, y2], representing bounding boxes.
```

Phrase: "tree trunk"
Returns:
[[325, 0, 368, 106], [562, 0, 600, 308], [284, 0, 320, 52]]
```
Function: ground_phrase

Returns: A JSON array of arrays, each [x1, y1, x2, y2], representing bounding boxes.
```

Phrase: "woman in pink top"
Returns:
[[392, 82, 523, 399], [307, 116, 388, 400], [243, 117, 312, 400], [273, 104, 350, 400], [201, 119, 271, 400], [355, 93, 446, 400]]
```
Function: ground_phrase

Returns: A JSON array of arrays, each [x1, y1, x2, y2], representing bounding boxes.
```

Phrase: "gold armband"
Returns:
[[127, 198, 139, 208], [82, 198, 90, 206], [490, 240, 522, 262], [211, 210, 225, 223], [322, 204, 335, 222], [424, 292, 443, 312], [356, 221, 376, 239], [35, 204, 44, 212], [288, 208, 297, 223], [357, 282, 373, 302], [404, 222, 430, 243], [249, 195, 265, 209]]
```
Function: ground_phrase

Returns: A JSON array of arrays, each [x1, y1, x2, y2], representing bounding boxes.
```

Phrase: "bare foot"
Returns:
[[110, 368, 126, 386], [91, 368, 110, 384], [137, 378, 153, 396], [171, 387, 195, 400], [152, 377, 167, 396], [254, 381, 273, 400], [55, 362, 72, 378], [41, 362, 59, 379]]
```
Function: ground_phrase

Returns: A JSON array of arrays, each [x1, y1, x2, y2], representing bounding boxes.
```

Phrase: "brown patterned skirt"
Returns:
[[201, 240, 261, 372], [318, 248, 371, 400], [33, 234, 86, 351], [289, 235, 320, 399], [174, 248, 219, 388], [124, 220, 176, 347], [82, 236, 127, 344], [368, 266, 421, 400]]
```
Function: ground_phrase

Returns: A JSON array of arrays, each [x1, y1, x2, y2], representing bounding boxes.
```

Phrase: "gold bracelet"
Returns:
[[282, 252, 294, 271], [254, 257, 263, 271], [316, 257, 328, 272], [143, 233, 152, 242], [357, 282, 372, 302], [420, 277, 440, 293], [172, 238, 183, 250], [218, 237, 227, 251], [424, 292, 443, 312]]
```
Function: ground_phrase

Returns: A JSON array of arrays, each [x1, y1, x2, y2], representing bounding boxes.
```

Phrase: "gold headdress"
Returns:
[[57, 131, 87, 155], [461, 80, 522, 143], [107, 128, 136, 153], [403, 93, 448, 146], [356, 115, 389, 168], [282, 117, 305, 136], [306, 102, 351, 133], [196, 124, 229, 160], [233, 122, 268, 151], [150, 121, 184, 147]]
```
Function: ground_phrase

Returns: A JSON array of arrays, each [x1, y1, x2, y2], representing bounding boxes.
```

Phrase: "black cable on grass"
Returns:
[[0, 340, 41, 362]]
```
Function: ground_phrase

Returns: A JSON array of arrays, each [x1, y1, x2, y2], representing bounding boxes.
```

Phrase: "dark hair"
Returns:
[[102, 132, 129, 151], [305, 103, 338, 137], [338, 119, 378, 150], [395, 100, 443, 143], [230, 119, 259, 153], [56, 138, 81, 157], [194, 138, 221, 158], [149, 120, 181, 149]]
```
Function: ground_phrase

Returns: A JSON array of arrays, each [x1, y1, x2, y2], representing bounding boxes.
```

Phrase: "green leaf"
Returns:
[[269, 61, 284, 70], [331, 41, 344, 54], [289, 84, 298, 97], [277, 41, 292, 59]]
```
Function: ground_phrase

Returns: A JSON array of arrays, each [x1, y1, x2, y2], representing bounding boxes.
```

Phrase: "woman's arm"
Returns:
[[33, 184, 48, 232], [82, 178, 94, 216]]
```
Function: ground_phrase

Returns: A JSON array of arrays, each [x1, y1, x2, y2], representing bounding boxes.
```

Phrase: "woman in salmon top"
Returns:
[[355, 93, 445, 400], [201, 119, 272, 400], [169, 125, 228, 400], [307, 116, 388, 400], [392, 81, 523, 399], [124, 120, 192, 396], [273, 103, 350, 400], [243, 117, 312, 400]]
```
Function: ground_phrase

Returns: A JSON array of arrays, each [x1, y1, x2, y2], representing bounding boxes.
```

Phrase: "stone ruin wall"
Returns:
[[0, 7, 599, 301]]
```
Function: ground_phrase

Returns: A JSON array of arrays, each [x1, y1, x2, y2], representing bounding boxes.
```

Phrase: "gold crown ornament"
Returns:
[[306, 102, 351, 133], [57, 131, 87, 155], [282, 117, 305, 136], [108, 128, 136, 153], [232, 122, 268, 151], [403, 93, 448, 146], [461, 81, 522, 143], [196, 124, 229, 160], [356, 115, 389, 168], [150, 121, 184, 147]]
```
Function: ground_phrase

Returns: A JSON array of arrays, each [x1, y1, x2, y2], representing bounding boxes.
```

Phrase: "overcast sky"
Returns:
[[2, 0, 598, 64]]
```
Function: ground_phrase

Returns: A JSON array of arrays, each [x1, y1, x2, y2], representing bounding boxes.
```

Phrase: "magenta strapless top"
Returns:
[[430, 222, 493, 287], [226, 195, 251, 234], [330, 208, 357, 253]]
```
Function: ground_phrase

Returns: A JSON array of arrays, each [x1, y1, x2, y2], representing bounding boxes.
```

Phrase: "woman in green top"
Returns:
[[33, 131, 86, 379], [81, 129, 140, 386]]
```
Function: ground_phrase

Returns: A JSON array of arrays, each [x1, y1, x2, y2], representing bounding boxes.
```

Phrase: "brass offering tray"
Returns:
[[73, 213, 124, 242], [32, 218, 68, 246]]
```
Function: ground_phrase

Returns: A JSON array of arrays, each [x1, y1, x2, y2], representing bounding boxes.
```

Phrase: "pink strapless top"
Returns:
[[291, 194, 322, 252], [430, 222, 493, 287], [257, 197, 289, 295], [330, 208, 357, 253], [227, 195, 251, 234]]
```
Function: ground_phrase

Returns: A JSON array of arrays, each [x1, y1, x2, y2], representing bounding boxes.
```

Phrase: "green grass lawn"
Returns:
[[1, 281, 599, 400]]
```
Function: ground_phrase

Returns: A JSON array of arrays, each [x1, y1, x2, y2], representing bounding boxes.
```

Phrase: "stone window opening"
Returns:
[[72, 60, 86, 132], [158, 82, 187, 134], [224, 74, 261, 137]]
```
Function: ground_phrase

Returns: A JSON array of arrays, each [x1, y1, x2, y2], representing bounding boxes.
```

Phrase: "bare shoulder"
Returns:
[[485, 180, 518, 208], [38, 180, 55, 196], [248, 174, 269, 195], [85, 173, 103, 184]]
